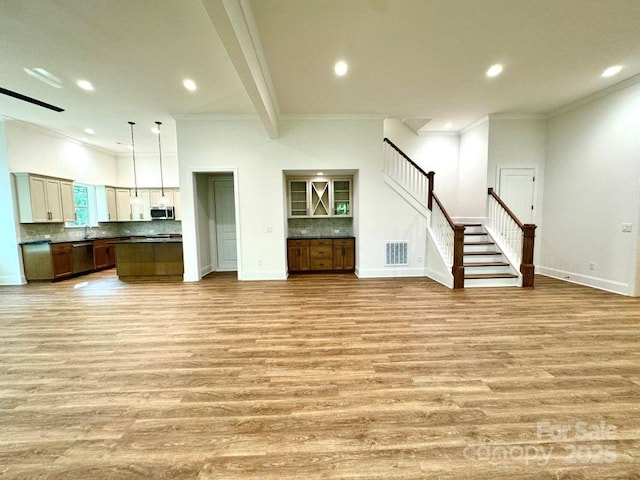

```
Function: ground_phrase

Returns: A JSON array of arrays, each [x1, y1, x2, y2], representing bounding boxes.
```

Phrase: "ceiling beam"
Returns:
[[200, 0, 279, 138]]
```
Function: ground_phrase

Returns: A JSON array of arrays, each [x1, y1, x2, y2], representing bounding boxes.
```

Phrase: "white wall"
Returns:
[[540, 81, 640, 296], [116, 152, 179, 188], [457, 119, 489, 219], [6, 121, 118, 185], [0, 122, 25, 285], [383, 119, 460, 210], [176, 117, 428, 281], [487, 117, 547, 261]]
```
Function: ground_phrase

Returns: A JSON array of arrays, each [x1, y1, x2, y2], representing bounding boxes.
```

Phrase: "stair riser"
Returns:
[[464, 244, 496, 253], [464, 254, 504, 263], [464, 277, 520, 288], [463, 265, 515, 275], [464, 234, 488, 242], [463, 226, 485, 234]]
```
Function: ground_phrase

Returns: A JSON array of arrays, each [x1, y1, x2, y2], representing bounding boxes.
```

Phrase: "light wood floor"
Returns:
[[0, 272, 639, 479]]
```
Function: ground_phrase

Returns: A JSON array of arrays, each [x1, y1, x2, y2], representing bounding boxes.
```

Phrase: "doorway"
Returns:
[[498, 168, 536, 224], [210, 176, 237, 271]]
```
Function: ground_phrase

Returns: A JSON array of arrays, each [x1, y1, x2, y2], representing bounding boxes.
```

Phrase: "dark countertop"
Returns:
[[288, 236, 355, 240], [112, 238, 183, 244], [20, 235, 182, 246]]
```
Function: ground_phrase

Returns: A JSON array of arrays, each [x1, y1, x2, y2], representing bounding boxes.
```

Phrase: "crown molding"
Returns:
[[172, 114, 260, 121], [488, 113, 547, 121], [3, 118, 118, 156], [279, 113, 387, 121], [460, 115, 489, 134], [548, 73, 640, 118]]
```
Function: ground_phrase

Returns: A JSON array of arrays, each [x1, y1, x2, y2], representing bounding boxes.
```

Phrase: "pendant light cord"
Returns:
[[128, 121, 138, 197], [155, 121, 165, 197]]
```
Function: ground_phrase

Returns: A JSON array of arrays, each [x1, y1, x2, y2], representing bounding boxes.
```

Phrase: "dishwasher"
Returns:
[[71, 242, 95, 274]]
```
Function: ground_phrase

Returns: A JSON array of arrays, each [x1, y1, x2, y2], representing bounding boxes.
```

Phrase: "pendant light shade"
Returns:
[[155, 121, 170, 206], [129, 121, 144, 207]]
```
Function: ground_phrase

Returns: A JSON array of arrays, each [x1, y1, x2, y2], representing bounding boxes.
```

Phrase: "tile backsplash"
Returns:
[[288, 217, 353, 238], [20, 221, 182, 243]]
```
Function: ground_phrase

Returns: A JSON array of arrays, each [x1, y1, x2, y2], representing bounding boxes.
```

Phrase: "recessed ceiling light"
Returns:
[[443, 123, 453, 130], [334, 61, 348, 77], [76, 79, 94, 91], [84, 128, 95, 135], [183, 78, 197, 91], [316, 172, 324, 176], [486, 64, 503, 78], [602, 65, 623, 78], [23, 68, 62, 88]]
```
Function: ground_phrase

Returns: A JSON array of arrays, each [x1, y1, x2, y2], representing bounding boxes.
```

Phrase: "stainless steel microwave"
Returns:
[[150, 206, 174, 220]]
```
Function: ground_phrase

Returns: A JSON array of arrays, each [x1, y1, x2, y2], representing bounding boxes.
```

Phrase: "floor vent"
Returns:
[[385, 241, 408, 266]]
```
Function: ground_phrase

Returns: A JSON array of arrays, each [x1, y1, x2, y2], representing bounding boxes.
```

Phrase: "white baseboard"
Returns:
[[0, 274, 26, 285], [425, 267, 453, 289], [356, 267, 426, 278], [199, 263, 214, 278], [537, 266, 632, 296], [237, 270, 287, 281]]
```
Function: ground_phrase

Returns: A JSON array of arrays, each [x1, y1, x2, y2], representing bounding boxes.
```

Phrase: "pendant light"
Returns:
[[129, 121, 143, 207], [155, 121, 170, 206]]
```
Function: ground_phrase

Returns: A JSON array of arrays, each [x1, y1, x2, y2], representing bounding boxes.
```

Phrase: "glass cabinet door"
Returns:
[[289, 180, 308, 216], [332, 179, 351, 216], [310, 180, 330, 216]]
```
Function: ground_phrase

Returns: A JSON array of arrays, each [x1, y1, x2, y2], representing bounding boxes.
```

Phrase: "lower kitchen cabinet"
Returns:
[[287, 239, 310, 272], [50, 243, 73, 280], [287, 237, 355, 273], [333, 238, 355, 271], [93, 238, 120, 270]]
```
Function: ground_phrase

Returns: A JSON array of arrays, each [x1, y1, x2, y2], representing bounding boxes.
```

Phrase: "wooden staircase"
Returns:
[[462, 224, 519, 287]]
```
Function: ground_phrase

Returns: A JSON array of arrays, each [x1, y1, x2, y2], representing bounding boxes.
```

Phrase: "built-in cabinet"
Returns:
[[50, 243, 73, 280], [13, 173, 76, 223], [287, 237, 355, 273], [96, 186, 180, 222], [287, 177, 352, 218]]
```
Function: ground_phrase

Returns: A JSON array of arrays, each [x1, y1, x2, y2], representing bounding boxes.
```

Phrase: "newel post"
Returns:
[[452, 224, 465, 289], [521, 224, 536, 288], [427, 171, 435, 211]]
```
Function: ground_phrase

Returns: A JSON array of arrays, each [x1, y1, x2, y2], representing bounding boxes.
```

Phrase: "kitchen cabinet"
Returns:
[[287, 176, 353, 218], [97, 186, 134, 221], [93, 238, 120, 270], [50, 243, 73, 280], [310, 239, 333, 270], [130, 189, 150, 221], [13, 173, 75, 223], [332, 238, 355, 271], [150, 189, 174, 207], [287, 237, 355, 273], [287, 239, 310, 272]]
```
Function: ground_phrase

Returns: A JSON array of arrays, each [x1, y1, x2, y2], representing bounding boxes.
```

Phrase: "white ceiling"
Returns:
[[1, 0, 639, 154]]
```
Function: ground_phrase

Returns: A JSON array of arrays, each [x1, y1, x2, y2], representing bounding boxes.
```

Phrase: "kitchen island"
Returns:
[[113, 237, 183, 280]]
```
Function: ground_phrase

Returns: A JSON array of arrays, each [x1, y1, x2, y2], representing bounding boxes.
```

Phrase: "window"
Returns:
[[66, 184, 97, 228]]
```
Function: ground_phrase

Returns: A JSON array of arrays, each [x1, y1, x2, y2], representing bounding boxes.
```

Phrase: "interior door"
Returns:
[[498, 168, 536, 224], [214, 179, 237, 271]]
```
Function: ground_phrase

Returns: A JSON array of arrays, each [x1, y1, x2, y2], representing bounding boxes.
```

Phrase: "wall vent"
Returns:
[[385, 241, 408, 266]]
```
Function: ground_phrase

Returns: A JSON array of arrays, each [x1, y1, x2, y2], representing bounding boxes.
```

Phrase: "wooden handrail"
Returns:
[[432, 193, 455, 229], [488, 188, 524, 229], [487, 187, 536, 288], [383, 138, 432, 178]]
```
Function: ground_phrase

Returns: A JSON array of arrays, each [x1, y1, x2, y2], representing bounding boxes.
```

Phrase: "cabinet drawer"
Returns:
[[310, 247, 332, 259], [310, 239, 332, 247], [333, 238, 354, 247], [50, 243, 72, 254], [310, 259, 332, 270], [288, 239, 310, 247]]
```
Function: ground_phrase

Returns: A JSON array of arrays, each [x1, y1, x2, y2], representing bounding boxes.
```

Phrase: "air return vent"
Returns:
[[385, 241, 408, 266]]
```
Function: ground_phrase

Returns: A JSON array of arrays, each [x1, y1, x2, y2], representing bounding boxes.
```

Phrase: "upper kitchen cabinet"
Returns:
[[173, 189, 181, 220], [287, 176, 353, 218], [150, 189, 174, 208], [13, 173, 75, 223], [96, 186, 133, 222], [130, 189, 150, 221]]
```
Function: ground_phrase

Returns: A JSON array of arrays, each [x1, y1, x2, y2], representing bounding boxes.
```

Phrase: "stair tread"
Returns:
[[464, 251, 502, 255], [464, 241, 494, 245], [465, 232, 487, 236], [463, 223, 483, 227], [464, 262, 510, 267], [465, 273, 519, 279]]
